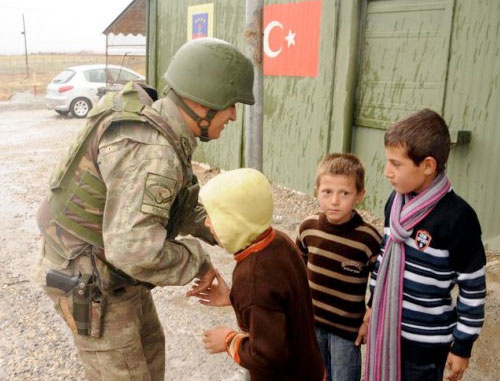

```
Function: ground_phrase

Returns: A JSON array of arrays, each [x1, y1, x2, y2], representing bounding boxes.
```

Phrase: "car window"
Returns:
[[52, 69, 75, 84], [108, 68, 142, 84], [84, 69, 107, 83]]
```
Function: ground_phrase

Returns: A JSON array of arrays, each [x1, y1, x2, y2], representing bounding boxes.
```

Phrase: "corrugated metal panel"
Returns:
[[356, 0, 454, 129], [444, 0, 500, 249], [263, 0, 338, 194], [104, 0, 147, 35], [353, 0, 454, 214]]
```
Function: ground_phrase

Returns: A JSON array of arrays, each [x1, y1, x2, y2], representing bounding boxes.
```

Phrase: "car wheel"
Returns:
[[70, 97, 92, 118], [55, 110, 69, 116]]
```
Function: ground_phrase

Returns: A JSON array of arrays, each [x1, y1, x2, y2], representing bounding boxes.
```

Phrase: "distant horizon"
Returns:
[[0, 51, 146, 56]]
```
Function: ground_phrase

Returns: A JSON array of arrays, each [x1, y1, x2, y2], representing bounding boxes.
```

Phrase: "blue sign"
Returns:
[[192, 13, 208, 39]]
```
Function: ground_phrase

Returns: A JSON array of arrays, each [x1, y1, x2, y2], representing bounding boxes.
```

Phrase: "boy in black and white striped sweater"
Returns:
[[366, 109, 486, 381]]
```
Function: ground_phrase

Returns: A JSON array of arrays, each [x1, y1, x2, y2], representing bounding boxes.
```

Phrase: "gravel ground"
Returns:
[[0, 93, 498, 380]]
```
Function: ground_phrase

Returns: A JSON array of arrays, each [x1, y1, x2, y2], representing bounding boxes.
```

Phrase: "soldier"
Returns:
[[32, 38, 254, 380]]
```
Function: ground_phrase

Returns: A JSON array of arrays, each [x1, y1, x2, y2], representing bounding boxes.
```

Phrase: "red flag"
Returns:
[[263, 1, 322, 77]]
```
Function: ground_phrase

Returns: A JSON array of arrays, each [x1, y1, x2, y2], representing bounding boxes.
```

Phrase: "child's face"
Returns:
[[317, 174, 364, 225], [384, 145, 435, 194]]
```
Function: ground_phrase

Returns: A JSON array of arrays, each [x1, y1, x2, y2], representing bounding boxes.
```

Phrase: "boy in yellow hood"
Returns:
[[190, 168, 324, 381]]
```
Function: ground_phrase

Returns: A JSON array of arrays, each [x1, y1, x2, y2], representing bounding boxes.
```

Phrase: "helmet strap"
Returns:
[[167, 89, 217, 142]]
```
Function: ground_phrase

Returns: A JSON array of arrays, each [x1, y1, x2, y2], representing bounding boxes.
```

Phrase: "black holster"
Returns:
[[72, 273, 105, 337]]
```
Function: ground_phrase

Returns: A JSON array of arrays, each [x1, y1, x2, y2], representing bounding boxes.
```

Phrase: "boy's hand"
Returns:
[[203, 326, 232, 353], [355, 307, 372, 346], [186, 266, 217, 298], [192, 269, 231, 306], [444, 353, 469, 381], [355, 322, 368, 346], [363, 307, 372, 324]]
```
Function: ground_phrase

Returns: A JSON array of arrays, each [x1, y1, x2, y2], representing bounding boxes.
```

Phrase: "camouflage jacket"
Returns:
[[36, 82, 215, 289]]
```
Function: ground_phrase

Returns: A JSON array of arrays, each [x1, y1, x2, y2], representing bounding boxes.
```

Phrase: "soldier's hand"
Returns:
[[192, 269, 231, 307], [186, 265, 217, 298]]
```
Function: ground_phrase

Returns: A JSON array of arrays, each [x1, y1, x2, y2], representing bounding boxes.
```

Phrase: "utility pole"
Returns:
[[22, 14, 29, 78], [245, 0, 264, 171]]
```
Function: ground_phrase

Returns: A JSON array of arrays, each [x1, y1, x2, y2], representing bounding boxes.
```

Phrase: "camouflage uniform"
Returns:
[[33, 82, 215, 381]]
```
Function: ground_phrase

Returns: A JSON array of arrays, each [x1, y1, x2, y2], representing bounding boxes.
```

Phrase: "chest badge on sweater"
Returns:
[[342, 260, 363, 274], [415, 230, 432, 250]]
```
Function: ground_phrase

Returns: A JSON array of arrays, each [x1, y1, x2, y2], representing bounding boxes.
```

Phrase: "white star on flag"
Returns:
[[285, 29, 296, 47]]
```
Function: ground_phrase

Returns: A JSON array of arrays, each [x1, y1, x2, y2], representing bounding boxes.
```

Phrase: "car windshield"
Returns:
[[52, 69, 75, 84], [84, 69, 107, 83], [108, 68, 142, 84]]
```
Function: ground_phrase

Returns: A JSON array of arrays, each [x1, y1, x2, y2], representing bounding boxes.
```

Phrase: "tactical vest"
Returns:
[[37, 82, 198, 279]]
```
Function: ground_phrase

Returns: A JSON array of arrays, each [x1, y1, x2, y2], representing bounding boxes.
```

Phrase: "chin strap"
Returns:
[[167, 89, 217, 142]]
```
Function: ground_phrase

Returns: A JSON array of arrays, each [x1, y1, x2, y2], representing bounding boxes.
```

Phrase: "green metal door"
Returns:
[[352, 0, 454, 213]]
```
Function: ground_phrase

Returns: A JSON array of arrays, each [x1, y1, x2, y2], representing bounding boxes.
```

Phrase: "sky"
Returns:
[[0, 0, 136, 55]]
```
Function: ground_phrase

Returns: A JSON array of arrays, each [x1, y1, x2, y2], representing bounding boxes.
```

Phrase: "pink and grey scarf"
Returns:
[[366, 173, 451, 381]]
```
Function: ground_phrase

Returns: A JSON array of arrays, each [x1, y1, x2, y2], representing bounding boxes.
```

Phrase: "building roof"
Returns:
[[103, 0, 146, 36]]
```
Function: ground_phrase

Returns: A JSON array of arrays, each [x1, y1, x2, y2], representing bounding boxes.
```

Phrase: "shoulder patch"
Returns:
[[141, 172, 177, 218]]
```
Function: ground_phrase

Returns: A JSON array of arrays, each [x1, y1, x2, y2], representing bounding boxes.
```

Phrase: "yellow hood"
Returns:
[[199, 168, 273, 254]]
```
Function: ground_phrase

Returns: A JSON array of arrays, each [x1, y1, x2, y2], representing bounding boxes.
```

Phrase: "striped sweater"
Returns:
[[369, 190, 486, 358], [296, 211, 382, 341]]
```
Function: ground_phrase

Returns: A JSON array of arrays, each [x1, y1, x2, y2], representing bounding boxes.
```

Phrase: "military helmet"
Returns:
[[165, 38, 255, 110]]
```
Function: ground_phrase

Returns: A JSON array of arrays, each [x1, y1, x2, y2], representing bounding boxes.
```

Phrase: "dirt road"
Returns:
[[0, 94, 498, 380]]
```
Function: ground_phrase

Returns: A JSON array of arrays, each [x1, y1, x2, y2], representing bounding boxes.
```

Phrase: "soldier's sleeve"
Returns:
[[177, 202, 217, 245], [97, 122, 210, 286]]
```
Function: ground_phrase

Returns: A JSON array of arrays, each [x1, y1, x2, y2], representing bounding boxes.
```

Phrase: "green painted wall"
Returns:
[[262, 0, 337, 194], [262, 0, 364, 194], [353, 0, 500, 249], [150, 0, 247, 170], [148, 0, 500, 249], [443, 0, 500, 250], [353, 0, 454, 213], [148, 0, 353, 193]]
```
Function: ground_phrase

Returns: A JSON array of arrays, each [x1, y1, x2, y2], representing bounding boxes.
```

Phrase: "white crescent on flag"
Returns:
[[263, 20, 283, 58]]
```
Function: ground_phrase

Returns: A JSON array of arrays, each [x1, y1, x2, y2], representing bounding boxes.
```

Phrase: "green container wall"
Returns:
[[262, 0, 338, 194], [148, 0, 247, 170], [148, 0, 354, 190], [148, 0, 500, 249], [444, 0, 500, 250], [352, 0, 455, 214], [353, 0, 500, 249]]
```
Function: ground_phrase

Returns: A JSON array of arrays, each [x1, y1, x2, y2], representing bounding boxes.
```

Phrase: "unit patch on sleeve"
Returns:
[[141, 173, 177, 218], [415, 230, 432, 251]]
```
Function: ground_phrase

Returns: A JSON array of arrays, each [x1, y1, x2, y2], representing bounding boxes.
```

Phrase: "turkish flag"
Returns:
[[263, 1, 322, 77]]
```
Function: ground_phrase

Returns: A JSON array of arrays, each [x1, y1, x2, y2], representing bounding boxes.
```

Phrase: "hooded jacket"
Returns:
[[200, 169, 324, 380]]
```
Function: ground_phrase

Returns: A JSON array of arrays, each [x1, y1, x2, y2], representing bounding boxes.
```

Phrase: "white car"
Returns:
[[46, 64, 145, 118]]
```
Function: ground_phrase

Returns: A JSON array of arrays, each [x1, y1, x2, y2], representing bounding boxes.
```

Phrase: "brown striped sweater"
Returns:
[[296, 211, 382, 341]]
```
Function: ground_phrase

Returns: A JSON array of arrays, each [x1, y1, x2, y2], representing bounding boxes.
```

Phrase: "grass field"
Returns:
[[0, 53, 146, 101]]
